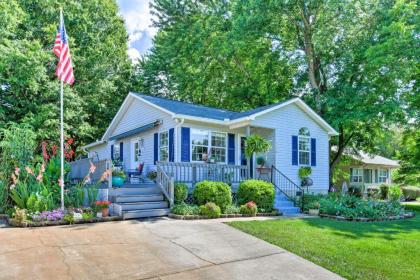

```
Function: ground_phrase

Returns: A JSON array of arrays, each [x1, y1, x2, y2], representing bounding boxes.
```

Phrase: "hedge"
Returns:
[[193, 181, 232, 211], [237, 179, 275, 211], [402, 186, 420, 201]]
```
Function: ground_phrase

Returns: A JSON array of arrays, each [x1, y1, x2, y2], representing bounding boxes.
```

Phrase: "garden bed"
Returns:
[[169, 212, 281, 220], [319, 212, 415, 222], [7, 215, 122, 227]]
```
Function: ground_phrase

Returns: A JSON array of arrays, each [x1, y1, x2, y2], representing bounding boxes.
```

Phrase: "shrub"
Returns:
[[388, 185, 402, 201], [380, 184, 389, 199], [401, 186, 420, 201], [307, 201, 320, 209], [348, 186, 362, 198], [240, 201, 258, 216], [237, 180, 274, 211], [193, 181, 232, 211], [367, 188, 380, 199], [297, 194, 326, 212], [224, 204, 240, 214], [200, 202, 221, 218], [174, 183, 188, 204], [171, 202, 200, 215]]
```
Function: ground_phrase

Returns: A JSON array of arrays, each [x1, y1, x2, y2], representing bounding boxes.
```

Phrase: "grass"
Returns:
[[228, 205, 420, 280]]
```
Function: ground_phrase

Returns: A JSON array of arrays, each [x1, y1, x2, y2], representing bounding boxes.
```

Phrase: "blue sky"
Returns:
[[117, 0, 156, 61]]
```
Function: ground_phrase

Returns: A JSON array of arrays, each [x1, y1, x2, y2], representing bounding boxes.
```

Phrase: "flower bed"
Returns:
[[319, 212, 415, 222], [168, 212, 281, 220], [7, 215, 122, 227]]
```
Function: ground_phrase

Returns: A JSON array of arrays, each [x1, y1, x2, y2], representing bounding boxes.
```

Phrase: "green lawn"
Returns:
[[228, 205, 420, 280]]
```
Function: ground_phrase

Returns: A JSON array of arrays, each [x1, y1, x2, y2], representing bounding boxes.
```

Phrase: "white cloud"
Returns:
[[128, 48, 141, 62], [117, 0, 157, 61]]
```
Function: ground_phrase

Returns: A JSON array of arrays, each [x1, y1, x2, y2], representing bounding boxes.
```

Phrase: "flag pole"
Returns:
[[59, 8, 65, 210]]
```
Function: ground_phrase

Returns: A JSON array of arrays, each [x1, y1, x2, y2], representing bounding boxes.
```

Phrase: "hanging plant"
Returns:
[[298, 167, 312, 179], [244, 134, 271, 158]]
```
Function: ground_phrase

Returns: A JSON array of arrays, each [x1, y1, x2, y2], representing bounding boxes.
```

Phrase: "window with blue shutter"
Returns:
[[181, 127, 190, 162], [228, 133, 235, 165], [169, 128, 174, 162], [111, 144, 114, 160], [154, 133, 158, 164], [119, 142, 123, 162], [311, 138, 316, 166], [292, 136, 298, 165]]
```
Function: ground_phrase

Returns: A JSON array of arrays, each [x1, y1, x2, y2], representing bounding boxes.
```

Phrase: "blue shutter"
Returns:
[[375, 170, 378, 183], [169, 128, 174, 162], [311, 138, 316, 166], [119, 142, 124, 162], [111, 144, 114, 160], [292, 136, 298, 165], [181, 127, 190, 162], [228, 133, 235, 165], [154, 133, 158, 164]]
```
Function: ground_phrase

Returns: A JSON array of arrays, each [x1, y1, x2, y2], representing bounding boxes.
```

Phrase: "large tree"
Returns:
[[0, 0, 132, 148], [135, 0, 418, 180]]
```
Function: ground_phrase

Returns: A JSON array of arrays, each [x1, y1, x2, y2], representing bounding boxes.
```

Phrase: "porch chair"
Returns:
[[126, 163, 145, 184]]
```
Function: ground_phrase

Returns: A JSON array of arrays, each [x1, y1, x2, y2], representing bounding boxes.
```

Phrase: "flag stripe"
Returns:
[[53, 13, 74, 85]]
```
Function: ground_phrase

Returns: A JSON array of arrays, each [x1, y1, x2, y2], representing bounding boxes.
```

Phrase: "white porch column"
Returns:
[[246, 125, 252, 178]]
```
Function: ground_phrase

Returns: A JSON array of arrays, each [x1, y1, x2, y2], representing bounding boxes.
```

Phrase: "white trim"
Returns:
[[158, 130, 169, 162], [82, 140, 107, 150], [174, 114, 230, 125], [190, 129, 228, 164]]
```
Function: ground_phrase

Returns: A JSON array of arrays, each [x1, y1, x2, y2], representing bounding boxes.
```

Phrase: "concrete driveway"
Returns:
[[0, 217, 342, 280]]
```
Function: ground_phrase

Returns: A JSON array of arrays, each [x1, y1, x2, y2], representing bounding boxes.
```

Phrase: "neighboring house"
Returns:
[[339, 152, 399, 189], [82, 92, 338, 218]]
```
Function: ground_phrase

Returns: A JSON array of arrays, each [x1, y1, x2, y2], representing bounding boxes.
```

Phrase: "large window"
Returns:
[[298, 128, 310, 166], [364, 169, 372, 183], [159, 131, 169, 162], [351, 168, 363, 183], [191, 129, 226, 163], [378, 169, 388, 183]]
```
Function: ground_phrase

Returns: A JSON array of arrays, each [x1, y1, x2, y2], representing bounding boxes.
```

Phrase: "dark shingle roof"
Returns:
[[133, 93, 288, 121]]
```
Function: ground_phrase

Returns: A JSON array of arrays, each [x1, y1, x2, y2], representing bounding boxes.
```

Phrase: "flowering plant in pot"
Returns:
[[95, 200, 111, 217], [307, 201, 320, 216], [112, 168, 126, 187]]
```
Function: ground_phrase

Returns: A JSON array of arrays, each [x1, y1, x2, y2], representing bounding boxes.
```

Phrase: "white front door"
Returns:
[[130, 138, 144, 169]]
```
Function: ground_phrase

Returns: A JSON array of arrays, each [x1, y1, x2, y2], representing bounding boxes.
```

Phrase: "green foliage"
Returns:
[[298, 167, 312, 179], [380, 184, 389, 200], [348, 186, 363, 198], [244, 134, 271, 158], [256, 157, 265, 166], [388, 185, 402, 202], [237, 180, 274, 211], [63, 214, 75, 224], [0, 180, 6, 213], [240, 202, 258, 216], [12, 207, 27, 222], [199, 202, 221, 218], [171, 202, 200, 216], [401, 187, 420, 201], [112, 169, 126, 179], [224, 204, 240, 215], [86, 186, 99, 207], [174, 183, 188, 204], [394, 129, 420, 186], [296, 194, 326, 212], [307, 201, 320, 210], [193, 181, 232, 212]]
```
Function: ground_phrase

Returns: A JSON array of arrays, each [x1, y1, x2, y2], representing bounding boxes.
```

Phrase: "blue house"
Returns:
[[83, 92, 338, 218]]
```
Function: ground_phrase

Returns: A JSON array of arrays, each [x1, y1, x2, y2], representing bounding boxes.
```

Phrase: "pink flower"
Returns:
[[100, 169, 111, 182], [36, 173, 43, 182], [11, 173, 17, 184], [10, 184, 16, 190], [14, 167, 20, 176], [58, 178, 64, 187], [89, 161, 96, 174], [25, 166, 33, 175], [40, 164, 45, 173]]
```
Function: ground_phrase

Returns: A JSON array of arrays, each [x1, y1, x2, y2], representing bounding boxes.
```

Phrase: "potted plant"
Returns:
[[147, 170, 157, 182], [308, 201, 320, 216], [256, 156, 266, 167], [112, 169, 126, 187], [95, 200, 111, 217], [298, 166, 313, 191], [244, 134, 272, 158]]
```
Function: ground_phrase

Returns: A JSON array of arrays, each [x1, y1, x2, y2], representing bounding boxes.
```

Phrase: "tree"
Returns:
[[0, 0, 132, 149]]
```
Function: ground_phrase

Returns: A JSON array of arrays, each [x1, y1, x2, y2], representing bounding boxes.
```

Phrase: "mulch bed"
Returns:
[[6, 215, 122, 228], [319, 212, 416, 222], [169, 212, 282, 220]]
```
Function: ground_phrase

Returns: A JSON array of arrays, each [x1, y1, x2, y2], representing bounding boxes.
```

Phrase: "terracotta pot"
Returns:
[[101, 207, 109, 217]]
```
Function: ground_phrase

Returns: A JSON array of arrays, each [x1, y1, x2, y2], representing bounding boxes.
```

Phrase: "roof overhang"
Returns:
[[109, 120, 161, 141], [82, 140, 107, 150]]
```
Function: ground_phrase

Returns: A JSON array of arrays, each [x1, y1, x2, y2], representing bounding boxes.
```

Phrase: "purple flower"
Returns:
[[40, 209, 65, 221]]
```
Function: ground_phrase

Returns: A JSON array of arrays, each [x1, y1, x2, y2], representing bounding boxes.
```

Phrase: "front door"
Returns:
[[130, 138, 144, 169]]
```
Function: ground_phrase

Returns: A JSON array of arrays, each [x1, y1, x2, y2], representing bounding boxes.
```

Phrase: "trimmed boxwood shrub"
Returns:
[[380, 184, 389, 200], [171, 202, 200, 215], [240, 201, 258, 216], [174, 183, 188, 204], [401, 186, 420, 201], [237, 180, 275, 211], [193, 181, 232, 211], [200, 202, 221, 218]]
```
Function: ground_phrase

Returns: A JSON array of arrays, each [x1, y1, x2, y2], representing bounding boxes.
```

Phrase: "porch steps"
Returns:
[[274, 192, 300, 215], [111, 184, 170, 219]]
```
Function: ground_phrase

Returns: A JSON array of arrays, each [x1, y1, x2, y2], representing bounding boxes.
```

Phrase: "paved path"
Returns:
[[0, 217, 343, 280]]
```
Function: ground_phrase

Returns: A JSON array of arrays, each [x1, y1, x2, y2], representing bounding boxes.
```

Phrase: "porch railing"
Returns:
[[157, 161, 249, 186], [271, 165, 304, 211], [156, 164, 174, 207]]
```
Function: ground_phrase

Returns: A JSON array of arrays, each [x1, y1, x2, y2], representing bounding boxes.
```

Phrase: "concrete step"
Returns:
[[122, 208, 170, 219], [277, 206, 300, 214], [118, 201, 169, 211], [111, 186, 162, 196], [274, 200, 295, 207], [115, 194, 164, 203]]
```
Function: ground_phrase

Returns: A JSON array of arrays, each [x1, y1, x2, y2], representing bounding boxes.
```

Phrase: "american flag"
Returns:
[[53, 11, 74, 85]]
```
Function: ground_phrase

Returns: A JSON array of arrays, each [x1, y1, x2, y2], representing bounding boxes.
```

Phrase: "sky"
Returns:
[[117, 0, 156, 62]]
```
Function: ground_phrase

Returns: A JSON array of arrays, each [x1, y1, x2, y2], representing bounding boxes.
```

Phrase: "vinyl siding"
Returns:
[[87, 143, 108, 160], [251, 103, 330, 194]]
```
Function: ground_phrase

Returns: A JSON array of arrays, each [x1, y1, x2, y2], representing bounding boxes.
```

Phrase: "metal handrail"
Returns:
[[271, 165, 305, 211], [156, 163, 174, 207]]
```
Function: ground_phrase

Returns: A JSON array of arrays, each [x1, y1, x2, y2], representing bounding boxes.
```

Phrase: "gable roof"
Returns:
[[354, 152, 400, 167]]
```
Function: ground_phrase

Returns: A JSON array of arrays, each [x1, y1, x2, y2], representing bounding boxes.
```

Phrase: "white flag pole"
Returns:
[[59, 9, 65, 210]]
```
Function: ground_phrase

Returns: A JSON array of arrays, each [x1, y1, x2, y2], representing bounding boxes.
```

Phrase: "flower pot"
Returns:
[[308, 209, 319, 216], [112, 176, 124, 187], [101, 208, 109, 217], [96, 212, 102, 218]]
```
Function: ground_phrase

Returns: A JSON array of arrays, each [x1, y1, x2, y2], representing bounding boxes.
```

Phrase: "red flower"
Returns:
[[41, 141, 50, 162], [67, 138, 74, 145], [246, 201, 256, 208], [52, 145, 58, 156]]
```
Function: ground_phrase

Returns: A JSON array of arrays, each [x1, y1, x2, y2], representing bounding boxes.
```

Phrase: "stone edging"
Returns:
[[7, 216, 122, 228], [319, 212, 416, 222], [168, 212, 281, 220]]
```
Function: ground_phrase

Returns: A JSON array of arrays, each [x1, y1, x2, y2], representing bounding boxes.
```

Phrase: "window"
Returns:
[[159, 131, 169, 162], [113, 143, 120, 161], [364, 169, 372, 183], [191, 129, 227, 163], [351, 168, 363, 183], [298, 128, 310, 165], [378, 169, 388, 183], [133, 138, 144, 162]]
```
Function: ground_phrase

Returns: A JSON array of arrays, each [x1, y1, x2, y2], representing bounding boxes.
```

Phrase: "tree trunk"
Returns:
[[329, 125, 354, 185]]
